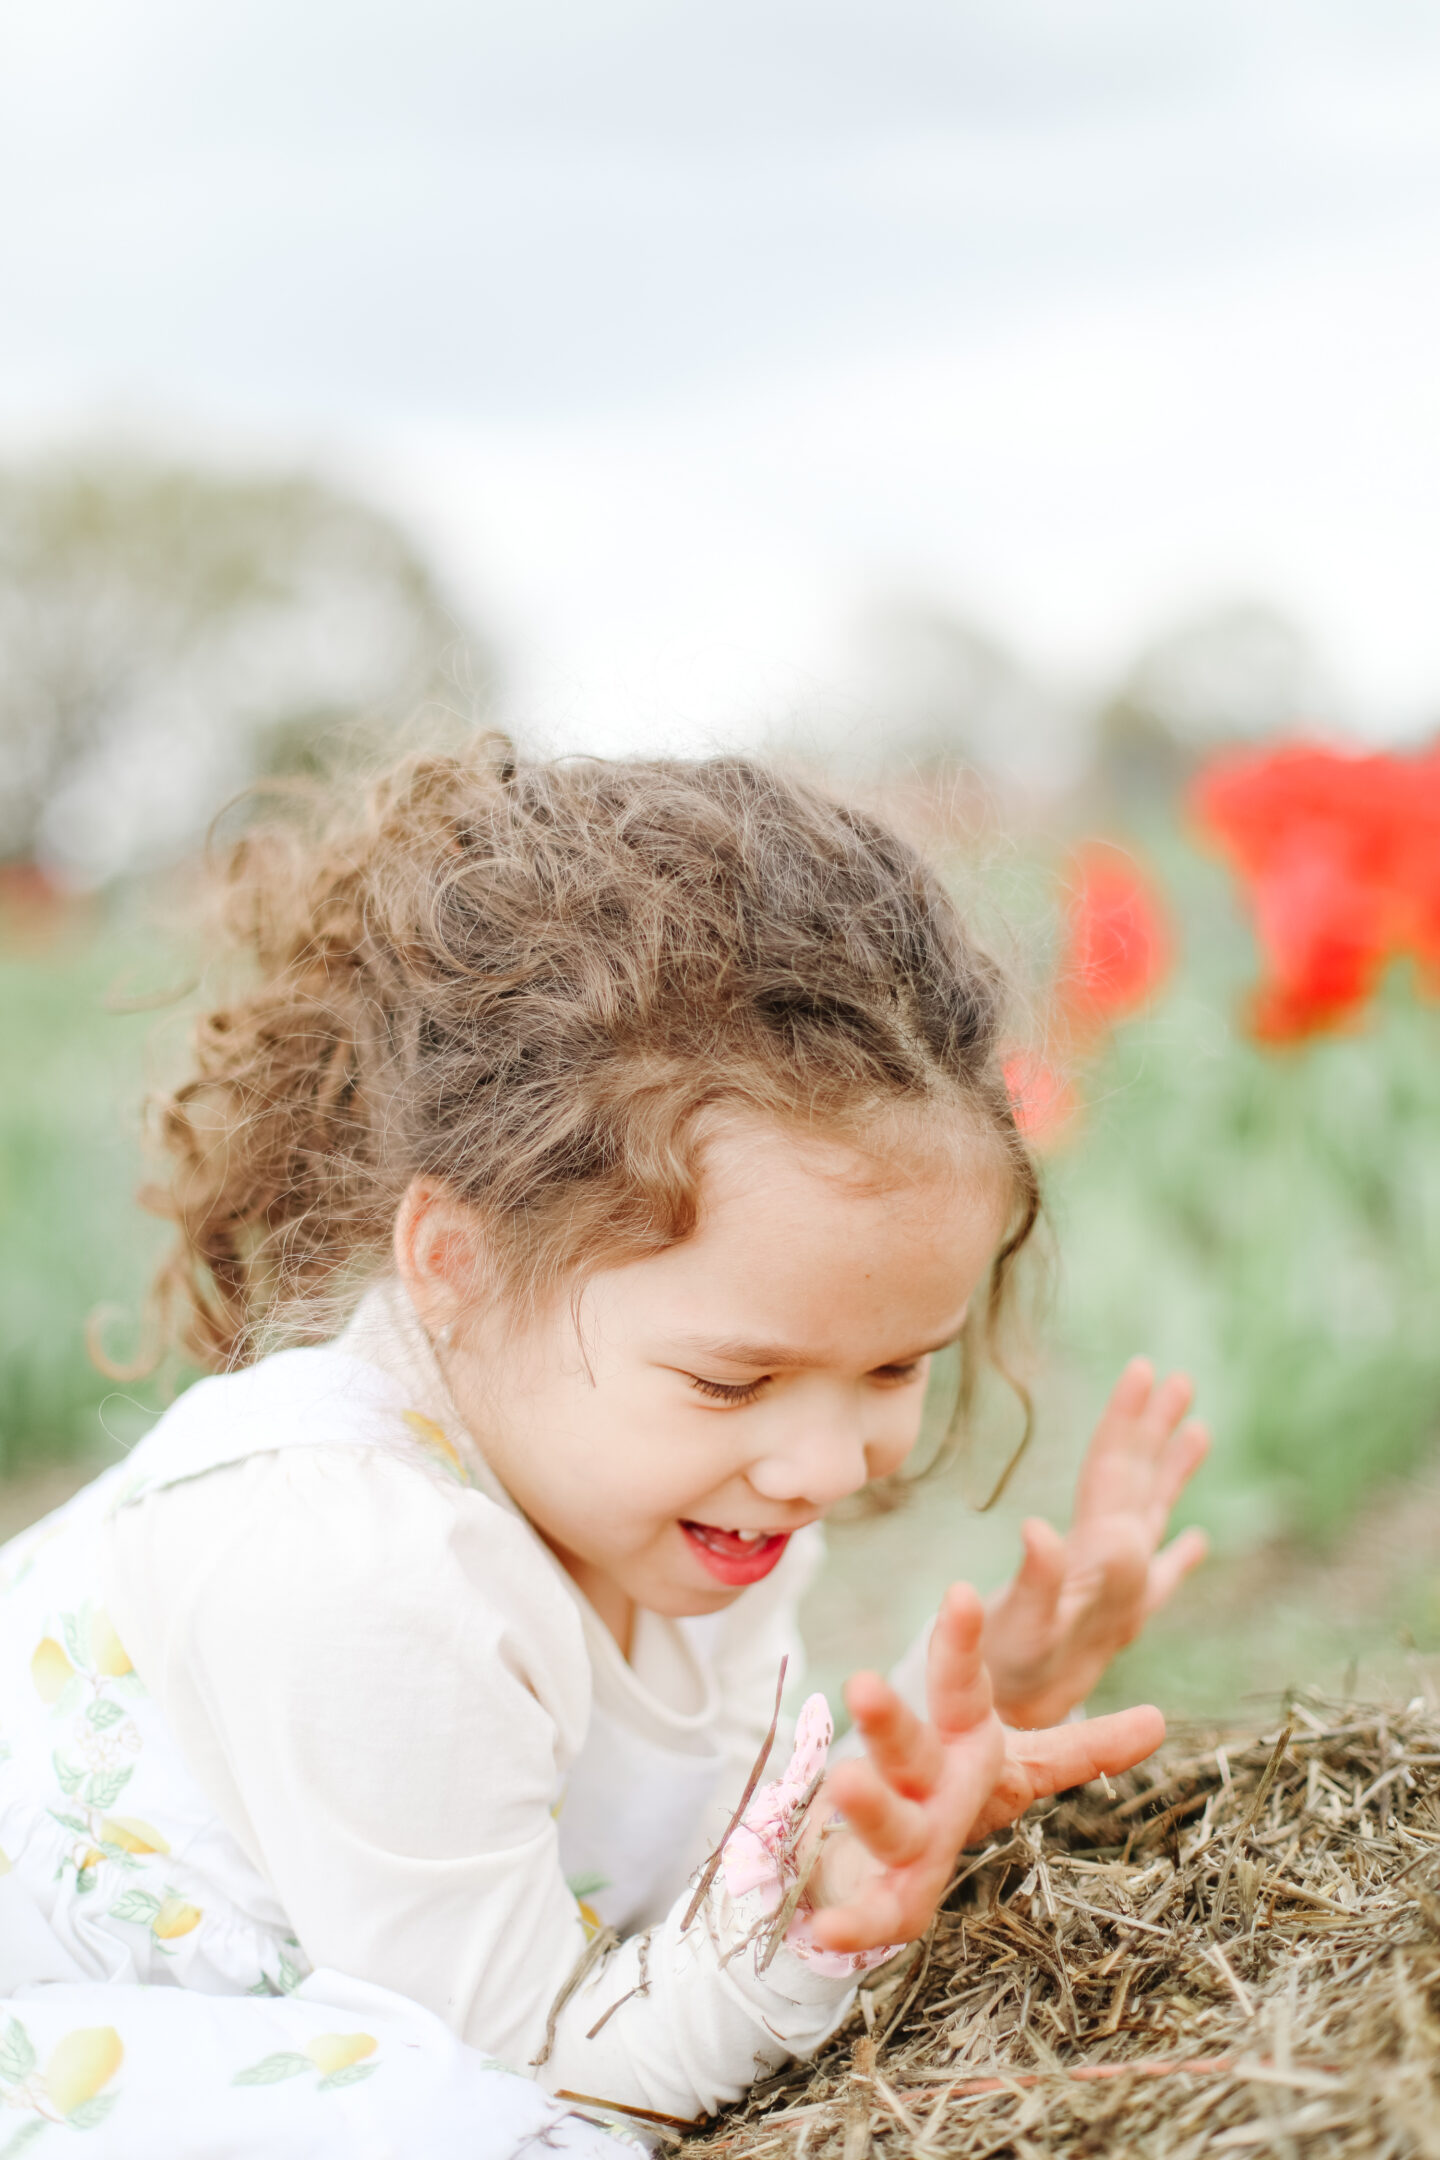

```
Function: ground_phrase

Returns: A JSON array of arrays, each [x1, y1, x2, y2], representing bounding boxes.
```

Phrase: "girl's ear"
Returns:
[[393, 1178, 492, 1340]]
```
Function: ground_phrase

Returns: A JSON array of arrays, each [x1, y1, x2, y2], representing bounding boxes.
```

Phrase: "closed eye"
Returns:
[[687, 1374, 771, 1406], [871, 1360, 926, 1386]]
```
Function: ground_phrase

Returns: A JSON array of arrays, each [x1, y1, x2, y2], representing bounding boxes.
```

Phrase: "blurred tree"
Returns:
[[1089, 603, 1324, 820], [0, 454, 494, 883], [851, 599, 1049, 779]]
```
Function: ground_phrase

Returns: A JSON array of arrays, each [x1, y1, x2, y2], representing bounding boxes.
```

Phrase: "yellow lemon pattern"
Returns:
[[577, 1899, 605, 1942], [305, 2032, 378, 2076], [567, 1869, 611, 1942], [89, 1610, 134, 1678], [30, 1635, 75, 1704], [401, 1409, 474, 1484], [44, 2025, 124, 2117], [3, 1475, 311, 2001], [0, 2014, 123, 2133], [99, 1815, 170, 1856], [107, 1883, 204, 1950], [234, 2030, 381, 2092], [152, 1897, 203, 1940], [24, 1599, 194, 1934]]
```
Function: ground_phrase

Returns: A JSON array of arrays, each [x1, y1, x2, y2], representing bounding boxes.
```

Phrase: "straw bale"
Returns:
[[685, 1691, 1440, 2158]]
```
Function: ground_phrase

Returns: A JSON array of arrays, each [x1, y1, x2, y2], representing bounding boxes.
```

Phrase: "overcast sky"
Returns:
[[5, 0, 1440, 756]]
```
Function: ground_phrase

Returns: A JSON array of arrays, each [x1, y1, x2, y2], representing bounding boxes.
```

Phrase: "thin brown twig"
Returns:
[[682, 1655, 789, 1932]]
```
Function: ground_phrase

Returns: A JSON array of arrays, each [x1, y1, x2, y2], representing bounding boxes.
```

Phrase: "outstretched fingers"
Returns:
[[1142, 1524, 1209, 1616], [825, 1753, 930, 1868], [1152, 1418, 1210, 1521], [844, 1672, 944, 1800], [1011, 1702, 1166, 1796], [925, 1582, 994, 1738], [1002, 1516, 1068, 1628], [1077, 1360, 1195, 1519]]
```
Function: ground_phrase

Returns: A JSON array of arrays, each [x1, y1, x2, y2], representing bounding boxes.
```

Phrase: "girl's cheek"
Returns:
[[873, 1398, 929, 1477]]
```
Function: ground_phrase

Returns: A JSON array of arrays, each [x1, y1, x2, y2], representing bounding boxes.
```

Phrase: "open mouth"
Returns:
[[679, 1520, 793, 1586]]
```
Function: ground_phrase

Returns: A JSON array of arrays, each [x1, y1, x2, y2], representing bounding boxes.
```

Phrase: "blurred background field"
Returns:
[[5, 670, 1440, 1717], [4, 4, 1440, 1719]]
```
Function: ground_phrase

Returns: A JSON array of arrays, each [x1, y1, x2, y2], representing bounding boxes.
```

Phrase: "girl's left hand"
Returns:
[[981, 1358, 1210, 1730], [805, 1584, 1164, 1956]]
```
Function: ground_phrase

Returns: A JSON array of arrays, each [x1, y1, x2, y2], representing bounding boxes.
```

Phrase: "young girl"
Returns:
[[0, 748, 1206, 2156]]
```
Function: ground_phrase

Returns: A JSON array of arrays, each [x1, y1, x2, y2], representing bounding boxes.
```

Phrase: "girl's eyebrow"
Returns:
[[666, 1331, 961, 1370]]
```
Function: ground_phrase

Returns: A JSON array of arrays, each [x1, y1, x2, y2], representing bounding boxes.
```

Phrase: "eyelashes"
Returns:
[[689, 1375, 770, 1405], [686, 1362, 926, 1407]]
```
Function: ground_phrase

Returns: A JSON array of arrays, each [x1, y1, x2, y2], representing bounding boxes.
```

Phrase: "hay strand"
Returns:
[[690, 1690, 1440, 2158]]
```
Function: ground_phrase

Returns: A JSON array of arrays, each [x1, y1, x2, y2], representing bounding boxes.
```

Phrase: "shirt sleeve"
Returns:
[[99, 1447, 855, 2118]]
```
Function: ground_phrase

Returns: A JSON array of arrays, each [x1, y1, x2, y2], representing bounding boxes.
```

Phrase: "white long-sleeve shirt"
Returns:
[[98, 1281, 866, 2117]]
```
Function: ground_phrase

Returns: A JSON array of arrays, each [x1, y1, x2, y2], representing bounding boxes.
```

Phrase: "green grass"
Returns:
[[0, 906, 178, 1472], [1049, 958, 1440, 1551]]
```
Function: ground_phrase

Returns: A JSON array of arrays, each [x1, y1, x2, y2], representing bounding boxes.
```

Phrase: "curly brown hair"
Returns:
[[143, 739, 1040, 1412]]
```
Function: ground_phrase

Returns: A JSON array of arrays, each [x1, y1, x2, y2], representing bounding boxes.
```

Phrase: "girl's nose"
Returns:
[[746, 1409, 873, 1511]]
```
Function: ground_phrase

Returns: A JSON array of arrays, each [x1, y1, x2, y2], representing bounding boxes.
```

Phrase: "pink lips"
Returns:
[[680, 1521, 792, 1586]]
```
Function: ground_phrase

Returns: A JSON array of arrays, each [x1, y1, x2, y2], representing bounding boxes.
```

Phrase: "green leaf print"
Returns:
[[82, 1767, 132, 1810], [0, 2120, 46, 2159], [318, 2062, 378, 2090], [52, 1675, 86, 1720], [61, 1609, 87, 1671], [0, 2016, 37, 2082], [108, 1888, 162, 1925], [566, 1872, 611, 1899], [52, 1750, 84, 1795], [67, 2091, 119, 2129], [232, 2052, 313, 2086], [86, 1699, 125, 1732], [48, 1809, 88, 1835], [76, 1865, 99, 1896]]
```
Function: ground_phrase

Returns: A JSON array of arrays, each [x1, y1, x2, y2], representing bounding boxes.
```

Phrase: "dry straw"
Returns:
[[681, 1690, 1440, 2159]]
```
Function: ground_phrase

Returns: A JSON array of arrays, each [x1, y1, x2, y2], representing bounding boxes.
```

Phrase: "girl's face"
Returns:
[[403, 1116, 1009, 1653]]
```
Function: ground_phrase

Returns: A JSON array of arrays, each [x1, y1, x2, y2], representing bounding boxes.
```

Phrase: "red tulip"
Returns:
[[1003, 1051, 1078, 1146], [1192, 739, 1440, 1039], [1060, 846, 1173, 1041]]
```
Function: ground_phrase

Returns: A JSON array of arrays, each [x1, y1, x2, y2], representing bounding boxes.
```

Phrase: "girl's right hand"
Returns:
[[805, 1583, 1165, 1955]]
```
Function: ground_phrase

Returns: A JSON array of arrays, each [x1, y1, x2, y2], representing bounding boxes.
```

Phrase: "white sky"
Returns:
[[4, 0, 1440, 758]]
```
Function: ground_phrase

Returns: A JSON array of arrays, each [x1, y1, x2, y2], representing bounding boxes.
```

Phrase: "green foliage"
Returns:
[[0, 915, 173, 1473], [1048, 859, 1440, 1547]]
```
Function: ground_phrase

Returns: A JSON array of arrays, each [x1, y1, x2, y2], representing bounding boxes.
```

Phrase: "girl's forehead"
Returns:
[[617, 1113, 1009, 1347], [697, 1105, 1007, 1216]]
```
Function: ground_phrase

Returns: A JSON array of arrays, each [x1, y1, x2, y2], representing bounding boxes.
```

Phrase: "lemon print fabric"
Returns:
[[107, 1886, 203, 1947], [400, 1409, 474, 1485], [233, 2031, 380, 2092], [29, 1637, 74, 1707], [29, 1605, 141, 1714], [0, 2014, 124, 2132]]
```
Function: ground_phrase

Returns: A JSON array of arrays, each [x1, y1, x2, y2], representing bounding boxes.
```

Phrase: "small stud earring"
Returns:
[[437, 1321, 455, 1352]]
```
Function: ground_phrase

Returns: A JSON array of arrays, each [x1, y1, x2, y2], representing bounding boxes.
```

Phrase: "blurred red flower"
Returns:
[[1002, 1051, 1078, 1145], [1192, 740, 1440, 1040], [1060, 846, 1173, 1041], [1003, 847, 1172, 1149]]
